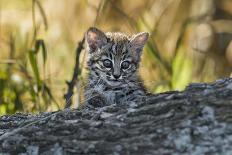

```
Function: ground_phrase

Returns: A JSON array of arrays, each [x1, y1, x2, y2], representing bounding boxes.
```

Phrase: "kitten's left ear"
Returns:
[[85, 27, 107, 53], [130, 32, 149, 59]]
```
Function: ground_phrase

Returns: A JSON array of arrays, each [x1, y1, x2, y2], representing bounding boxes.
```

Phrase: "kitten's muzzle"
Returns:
[[113, 72, 121, 79]]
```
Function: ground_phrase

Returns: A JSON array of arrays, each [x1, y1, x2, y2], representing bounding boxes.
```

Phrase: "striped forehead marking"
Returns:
[[112, 43, 117, 55]]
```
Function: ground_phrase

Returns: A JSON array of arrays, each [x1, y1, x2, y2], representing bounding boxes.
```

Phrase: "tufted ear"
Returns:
[[85, 27, 107, 53], [130, 32, 149, 60]]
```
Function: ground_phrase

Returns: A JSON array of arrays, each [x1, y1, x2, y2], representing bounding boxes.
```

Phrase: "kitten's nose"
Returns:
[[113, 73, 121, 79]]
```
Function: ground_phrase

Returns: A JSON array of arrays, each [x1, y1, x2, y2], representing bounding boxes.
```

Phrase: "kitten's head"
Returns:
[[86, 27, 149, 87]]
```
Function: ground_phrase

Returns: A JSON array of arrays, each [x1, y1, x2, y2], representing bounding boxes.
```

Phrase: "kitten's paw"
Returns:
[[87, 92, 107, 107]]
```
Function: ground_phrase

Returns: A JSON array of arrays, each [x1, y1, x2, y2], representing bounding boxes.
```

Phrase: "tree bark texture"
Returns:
[[1, 78, 232, 155]]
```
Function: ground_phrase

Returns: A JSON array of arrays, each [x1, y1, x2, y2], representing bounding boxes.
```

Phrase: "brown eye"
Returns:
[[103, 59, 112, 68], [121, 61, 130, 69]]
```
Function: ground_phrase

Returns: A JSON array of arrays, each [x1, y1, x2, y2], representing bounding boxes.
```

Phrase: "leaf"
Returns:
[[28, 49, 41, 86], [0, 104, 7, 115], [35, 39, 47, 65], [172, 46, 192, 90]]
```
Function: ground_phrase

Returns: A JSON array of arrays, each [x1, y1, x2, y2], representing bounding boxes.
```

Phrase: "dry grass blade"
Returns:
[[34, 0, 48, 30], [94, 0, 109, 25]]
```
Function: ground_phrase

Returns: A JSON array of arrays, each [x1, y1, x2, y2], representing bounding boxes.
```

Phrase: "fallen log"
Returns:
[[0, 78, 232, 154]]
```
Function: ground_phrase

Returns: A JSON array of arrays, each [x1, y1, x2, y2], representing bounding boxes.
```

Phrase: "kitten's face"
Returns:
[[89, 41, 137, 86], [86, 27, 149, 87]]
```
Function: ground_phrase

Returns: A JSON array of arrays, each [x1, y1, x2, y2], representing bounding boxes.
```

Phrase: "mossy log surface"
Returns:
[[1, 78, 232, 155]]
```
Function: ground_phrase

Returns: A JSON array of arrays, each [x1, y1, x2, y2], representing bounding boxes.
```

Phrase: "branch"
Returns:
[[64, 36, 85, 108]]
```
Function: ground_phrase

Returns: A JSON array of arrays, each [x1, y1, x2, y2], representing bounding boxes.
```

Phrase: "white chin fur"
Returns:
[[106, 80, 122, 87]]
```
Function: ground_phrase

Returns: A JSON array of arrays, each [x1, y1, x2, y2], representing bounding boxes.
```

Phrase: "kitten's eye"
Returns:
[[103, 59, 112, 68], [121, 61, 130, 69]]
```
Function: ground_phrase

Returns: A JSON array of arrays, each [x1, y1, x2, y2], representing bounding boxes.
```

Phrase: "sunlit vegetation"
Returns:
[[0, 0, 231, 114]]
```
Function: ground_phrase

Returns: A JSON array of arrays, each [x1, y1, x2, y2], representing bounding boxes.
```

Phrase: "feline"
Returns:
[[84, 27, 149, 107]]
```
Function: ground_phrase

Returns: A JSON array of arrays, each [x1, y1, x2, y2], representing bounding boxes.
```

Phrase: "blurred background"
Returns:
[[0, 0, 232, 114]]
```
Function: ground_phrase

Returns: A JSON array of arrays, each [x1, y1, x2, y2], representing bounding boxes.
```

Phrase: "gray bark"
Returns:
[[1, 78, 232, 155]]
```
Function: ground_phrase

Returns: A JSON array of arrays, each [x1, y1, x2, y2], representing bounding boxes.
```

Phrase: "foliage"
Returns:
[[0, 0, 231, 114], [0, 0, 58, 114]]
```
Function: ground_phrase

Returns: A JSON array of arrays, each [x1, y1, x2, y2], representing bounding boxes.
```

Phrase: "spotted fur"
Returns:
[[84, 27, 149, 106]]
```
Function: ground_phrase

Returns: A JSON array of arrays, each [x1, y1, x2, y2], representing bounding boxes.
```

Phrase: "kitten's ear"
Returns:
[[85, 27, 107, 53], [130, 32, 149, 59]]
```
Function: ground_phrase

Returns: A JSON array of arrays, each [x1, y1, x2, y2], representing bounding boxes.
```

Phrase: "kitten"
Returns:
[[84, 27, 149, 107]]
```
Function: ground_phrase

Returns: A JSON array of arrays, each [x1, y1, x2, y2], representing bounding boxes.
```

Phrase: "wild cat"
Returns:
[[84, 27, 149, 107]]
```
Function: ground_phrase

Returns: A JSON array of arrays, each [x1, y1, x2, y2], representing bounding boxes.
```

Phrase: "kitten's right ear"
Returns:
[[85, 27, 107, 53]]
